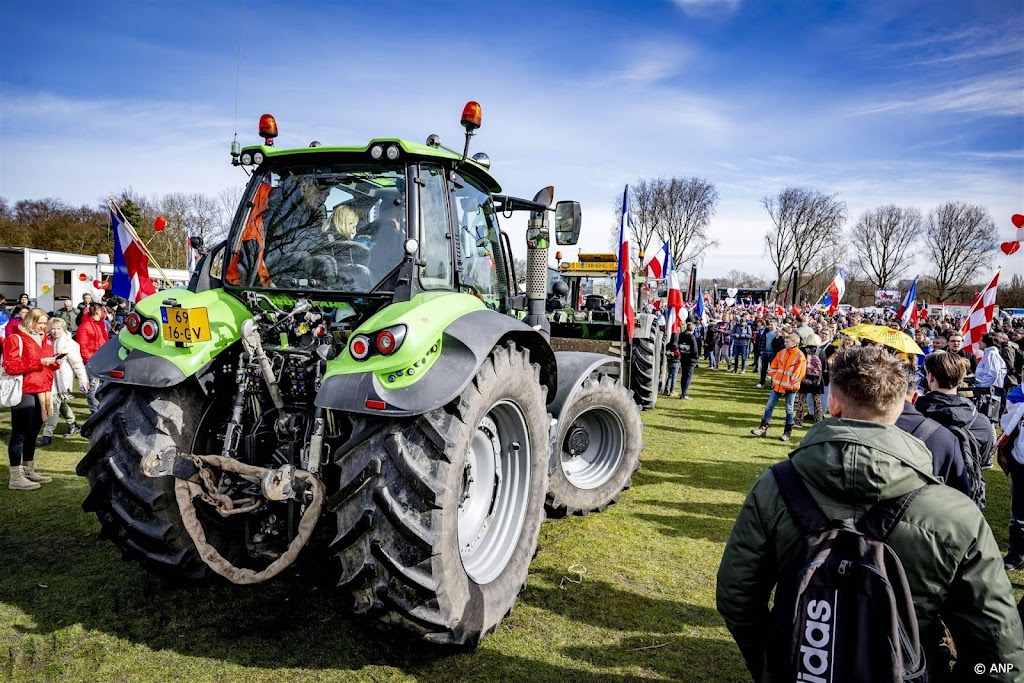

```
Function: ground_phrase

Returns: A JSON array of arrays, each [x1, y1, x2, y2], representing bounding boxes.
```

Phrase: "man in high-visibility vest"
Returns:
[[751, 333, 807, 441]]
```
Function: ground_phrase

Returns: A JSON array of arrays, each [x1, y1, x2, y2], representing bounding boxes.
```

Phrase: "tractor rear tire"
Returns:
[[330, 342, 550, 645], [629, 328, 662, 410], [546, 374, 642, 517], [77, 383, 239, 581]]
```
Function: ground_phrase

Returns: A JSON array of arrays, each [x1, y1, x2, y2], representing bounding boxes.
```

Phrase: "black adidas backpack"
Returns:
[[766, 461, 929, 683]]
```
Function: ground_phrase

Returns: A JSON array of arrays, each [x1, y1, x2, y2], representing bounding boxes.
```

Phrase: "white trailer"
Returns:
[[0, 247, 190, 312]]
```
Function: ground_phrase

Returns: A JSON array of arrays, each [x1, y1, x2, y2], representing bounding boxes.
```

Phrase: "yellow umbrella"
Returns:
[[839, 324, 923, 355]]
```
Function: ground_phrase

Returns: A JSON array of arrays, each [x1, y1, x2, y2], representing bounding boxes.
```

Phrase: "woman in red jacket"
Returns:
[[4, 308, 59, 490]]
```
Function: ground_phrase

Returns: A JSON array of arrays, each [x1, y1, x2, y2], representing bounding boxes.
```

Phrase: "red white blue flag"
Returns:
[[111, 210, 157, 303], [666, 256, 684, 333], [896, 278, 918, 329], [644, 242, 672, 279], [821, 268, 846, 315], [961, 269, 1000, 359], [614, 186, 635, 341]]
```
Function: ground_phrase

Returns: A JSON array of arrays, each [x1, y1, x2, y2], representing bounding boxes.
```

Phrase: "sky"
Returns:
[[1, 0, 1022, 283]]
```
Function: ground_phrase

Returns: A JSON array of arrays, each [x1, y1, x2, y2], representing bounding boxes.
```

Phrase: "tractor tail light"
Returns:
[[376, 325, 406, 356], [125, 313, 141, 334], [140, 319, 160, 342], [350, 335, 371, 360]]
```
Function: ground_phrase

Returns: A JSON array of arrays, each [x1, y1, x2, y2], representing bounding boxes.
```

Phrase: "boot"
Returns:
[[750, 420, 770, 437], [8, 466, 41, 491], [780, 424, 793, 442], [24, 461, 52, 484], [64, 422, 81, 438]]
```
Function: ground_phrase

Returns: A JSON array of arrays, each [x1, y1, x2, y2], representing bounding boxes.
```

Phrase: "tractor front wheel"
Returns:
[[546, 374, 642, 517]]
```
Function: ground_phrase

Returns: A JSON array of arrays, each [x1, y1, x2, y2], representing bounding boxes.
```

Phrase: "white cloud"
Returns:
[[671, 0, 741, 17]]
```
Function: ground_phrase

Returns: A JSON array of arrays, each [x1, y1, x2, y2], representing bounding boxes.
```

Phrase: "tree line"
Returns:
[[611, 177, 1019, 307], [0, 187, 240, 275]]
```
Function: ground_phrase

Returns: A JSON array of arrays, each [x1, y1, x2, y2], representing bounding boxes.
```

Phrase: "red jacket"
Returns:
[[77, 317, 109, 363], [3, 329, 57, 394]]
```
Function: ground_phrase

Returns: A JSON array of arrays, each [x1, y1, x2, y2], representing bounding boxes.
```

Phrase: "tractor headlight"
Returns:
[[240, 152, 253, 166], [252, 151, 265, 165], [385, 144, 400, 161], [369, 144, 384, 160]]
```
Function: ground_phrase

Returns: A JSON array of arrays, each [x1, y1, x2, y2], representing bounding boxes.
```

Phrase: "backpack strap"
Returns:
[[770, 460, 829, 535], [855, 488, 925, 542], [909, 417, 941, 445]]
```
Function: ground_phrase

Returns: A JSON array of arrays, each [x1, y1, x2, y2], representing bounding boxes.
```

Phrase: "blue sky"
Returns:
[[1, 0, 1021, 280]]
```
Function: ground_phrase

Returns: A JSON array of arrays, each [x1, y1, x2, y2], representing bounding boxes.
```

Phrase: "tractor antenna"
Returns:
[[230, 0, 246, 161]]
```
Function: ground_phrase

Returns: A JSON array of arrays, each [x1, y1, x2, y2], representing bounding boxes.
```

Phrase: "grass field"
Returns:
[[1, 368, 1021, 682]]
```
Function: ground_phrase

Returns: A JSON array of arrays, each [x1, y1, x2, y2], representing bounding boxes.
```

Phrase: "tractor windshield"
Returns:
[[225, 166, 407, 292]]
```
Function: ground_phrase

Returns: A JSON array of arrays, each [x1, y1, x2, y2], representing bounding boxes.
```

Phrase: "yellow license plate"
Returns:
[[160, 307, 212, 343]]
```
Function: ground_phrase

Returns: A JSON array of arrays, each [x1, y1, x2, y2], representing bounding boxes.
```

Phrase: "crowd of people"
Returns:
[[671, 300, 1024, 680], [2, 291, 118, 490]]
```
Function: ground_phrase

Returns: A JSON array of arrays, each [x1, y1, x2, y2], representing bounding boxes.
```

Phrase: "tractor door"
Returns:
[[451, 173, 511, 313]]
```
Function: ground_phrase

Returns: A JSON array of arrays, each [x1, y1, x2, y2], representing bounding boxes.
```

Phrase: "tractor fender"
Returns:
[[87, 338, 193, 388], [546, 352, 622, 469], [315, 309, 557, 417], [635, 312, 657, 340]]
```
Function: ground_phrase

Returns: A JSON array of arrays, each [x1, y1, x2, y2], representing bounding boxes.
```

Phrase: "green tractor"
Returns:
[[546, 254, 664, 410], [76, 103, 643, 646]]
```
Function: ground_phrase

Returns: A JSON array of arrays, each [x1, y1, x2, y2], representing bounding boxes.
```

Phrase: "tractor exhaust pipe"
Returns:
[[524, 187, 554, 338]]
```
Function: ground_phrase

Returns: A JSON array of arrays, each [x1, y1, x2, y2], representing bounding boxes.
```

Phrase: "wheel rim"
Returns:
[[560, 407, 624, 489], [458, 400, 531, 585]]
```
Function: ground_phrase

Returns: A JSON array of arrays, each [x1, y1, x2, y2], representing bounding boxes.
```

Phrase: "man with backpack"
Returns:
[[916, 352, 995, 508], [896, 369, 970, 497], [718, 347, 1024, 682]]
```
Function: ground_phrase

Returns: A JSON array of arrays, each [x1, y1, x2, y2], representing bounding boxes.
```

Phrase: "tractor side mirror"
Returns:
[[189, 235, 205, 253], [554, 201, 581, 245]]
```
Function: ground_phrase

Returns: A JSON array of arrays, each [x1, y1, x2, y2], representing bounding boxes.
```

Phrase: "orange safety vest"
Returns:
[[768, 346, 807, 392], [226, 181, 273, 287]]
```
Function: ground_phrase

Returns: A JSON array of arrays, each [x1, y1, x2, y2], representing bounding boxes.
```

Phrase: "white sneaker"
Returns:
[[755, 383, 764, 389], [682, 395, 692, 400]]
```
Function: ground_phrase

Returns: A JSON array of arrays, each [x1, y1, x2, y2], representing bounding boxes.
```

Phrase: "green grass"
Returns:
[[1, 371, 1020, 682]]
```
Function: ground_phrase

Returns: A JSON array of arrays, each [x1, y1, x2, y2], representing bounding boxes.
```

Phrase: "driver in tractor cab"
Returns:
[[355, 197, 405, 281]]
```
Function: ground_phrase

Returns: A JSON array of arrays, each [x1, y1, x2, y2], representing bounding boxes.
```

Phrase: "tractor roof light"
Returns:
[[252, 151, 265, 165], [240, 152, 253, 166], [259, 114, 278, 146], [461, 101, 482, 131], [385, 144, 400, 161], [369, 144, 384, 160]]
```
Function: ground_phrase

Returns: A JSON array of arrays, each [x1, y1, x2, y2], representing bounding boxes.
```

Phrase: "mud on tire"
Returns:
[[329, 342, 550, 645], [546, 374, 642, 517], [77, 383, 236, 581]]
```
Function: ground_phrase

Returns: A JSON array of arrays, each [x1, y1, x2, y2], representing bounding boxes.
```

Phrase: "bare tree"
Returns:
[[610, 180, 660, 268], [217, 186, 245, 238], [849, 205, 923, 290], [923, 201, 998, 302], [762, 187, 846, 303], [655, 176, 719, 267]]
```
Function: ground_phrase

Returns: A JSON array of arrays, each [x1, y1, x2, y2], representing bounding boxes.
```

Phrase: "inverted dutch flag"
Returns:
[[614, 185, 635, 341], [821, 268, 846, 315], [666, 257, 684, 333], [897, 278, 919, 329], [644, 242, 672, 280], [111, 210, 157, 304]]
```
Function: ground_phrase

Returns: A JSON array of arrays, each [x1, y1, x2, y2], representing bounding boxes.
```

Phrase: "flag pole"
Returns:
[[108, 200, 173, 284]]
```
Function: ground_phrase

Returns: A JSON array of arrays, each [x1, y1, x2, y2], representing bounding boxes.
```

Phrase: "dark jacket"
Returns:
[[677, 331, 698, 366], [915, 391, 995, 463], [895, 402, 970, 496], [716, 420, 1024, 682], [730, 322, 752, 345]]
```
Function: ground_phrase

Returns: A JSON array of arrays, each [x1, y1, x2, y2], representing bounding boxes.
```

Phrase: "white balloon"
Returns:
[[1016, 226, 1024, 243], [725, 297, 736, 306]]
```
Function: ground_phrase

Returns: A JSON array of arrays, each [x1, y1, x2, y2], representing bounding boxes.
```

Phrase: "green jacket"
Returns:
[[54, 306, 78, 332], [716, 419, 1024, 682]]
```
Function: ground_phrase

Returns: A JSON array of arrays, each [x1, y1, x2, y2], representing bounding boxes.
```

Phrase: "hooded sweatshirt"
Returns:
[[915, 391, 996, 465], [717, 419, 1024, 682]]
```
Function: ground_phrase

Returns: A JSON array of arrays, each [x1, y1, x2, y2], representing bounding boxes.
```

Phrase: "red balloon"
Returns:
[[1012, 214, 1024, 229], [154, 216, 167, 232], [92, 279, 103, 288], [78, 272, 88, 281], [1001, 241, 1021, 256], [100, 281, 110, 290]]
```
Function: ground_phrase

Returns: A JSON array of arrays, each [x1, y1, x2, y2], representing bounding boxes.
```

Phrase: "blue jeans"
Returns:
[[762, 390, 795, 426], [732, 344, 750, 372], [664, 363, 680, 393], [680, 362, 696, 397]]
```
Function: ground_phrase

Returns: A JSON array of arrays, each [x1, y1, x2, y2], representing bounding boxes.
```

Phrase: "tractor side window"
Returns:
[[454, 178, 507, 309], [418, 165, 452, 289]]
